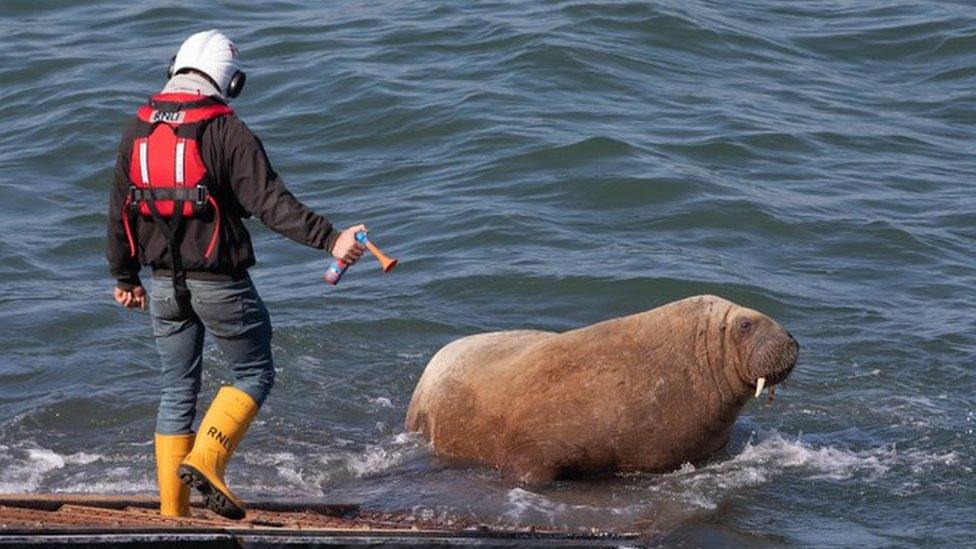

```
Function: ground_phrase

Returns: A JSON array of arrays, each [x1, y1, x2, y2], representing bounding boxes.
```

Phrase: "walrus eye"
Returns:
[[738, 319, 753, 333]]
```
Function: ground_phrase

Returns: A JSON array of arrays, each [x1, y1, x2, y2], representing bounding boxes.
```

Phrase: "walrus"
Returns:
[[405, 295, 799, 484]]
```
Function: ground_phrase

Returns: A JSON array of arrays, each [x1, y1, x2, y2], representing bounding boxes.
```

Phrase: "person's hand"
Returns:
[[331, 224, 368, 265], [114, 285, 147, 310]]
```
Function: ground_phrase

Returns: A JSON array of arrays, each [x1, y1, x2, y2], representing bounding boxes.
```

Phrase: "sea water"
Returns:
[[0, 2, 973, 545]]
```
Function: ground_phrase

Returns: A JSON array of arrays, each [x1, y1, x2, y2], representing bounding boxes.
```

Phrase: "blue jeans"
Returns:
[[150, 274, 274, 435]]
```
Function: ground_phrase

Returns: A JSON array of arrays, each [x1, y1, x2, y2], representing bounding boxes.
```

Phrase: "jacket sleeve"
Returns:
[[106, 127, 142, 289], [222, 117, 340, 252]]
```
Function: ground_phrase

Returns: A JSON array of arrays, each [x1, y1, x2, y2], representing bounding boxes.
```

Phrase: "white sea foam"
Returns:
[[241, 432, 427, 494], [0, 446, 66, 492], [494, 430, 966, 525], [732, 433, 891, 481], [393, 432, 415, 445], [59, 480, 155, 494], [240, 450, 330, 491], [0, 429, 962, 517], [0, 446, 111, 492], [505, 487, 605, 517], [26, 448, 66, 470], [59, 470, 155, 494], [502, 486, 642, 528], [244, 451, 298, 467], [660, 431, 962, 509], [65, 452, 102, 465], [505, 487, 563, 520], [0, 444, 144, 494], [343, 432, 425, 478]]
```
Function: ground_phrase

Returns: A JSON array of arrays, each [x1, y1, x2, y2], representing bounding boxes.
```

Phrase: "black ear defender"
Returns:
[[226, 70, 246, 98]]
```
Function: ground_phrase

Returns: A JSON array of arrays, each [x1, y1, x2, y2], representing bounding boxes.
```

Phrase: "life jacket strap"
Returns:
[[122, 194, 136, 258], [142, 192, 192, 308], [129, 185, 210, 207], [148, 95, 224, 111], [147, 93, 229, 112]]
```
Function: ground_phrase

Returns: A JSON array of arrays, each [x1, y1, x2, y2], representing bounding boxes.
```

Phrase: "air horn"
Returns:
[[324, 231, 398, 285]]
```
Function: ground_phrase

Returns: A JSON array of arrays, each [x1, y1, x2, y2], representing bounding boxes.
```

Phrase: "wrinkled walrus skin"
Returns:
[[405, 295, 799, 484]]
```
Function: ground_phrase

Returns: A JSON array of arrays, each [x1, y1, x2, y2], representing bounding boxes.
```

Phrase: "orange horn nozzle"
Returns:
[[365, 240, 398, 273]]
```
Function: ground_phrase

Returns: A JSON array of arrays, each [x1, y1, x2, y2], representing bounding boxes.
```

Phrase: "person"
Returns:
[[106, 29, 366, 520]]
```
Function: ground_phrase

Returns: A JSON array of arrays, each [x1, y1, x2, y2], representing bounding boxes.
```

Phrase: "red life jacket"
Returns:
[[122, 93, 234, 259]]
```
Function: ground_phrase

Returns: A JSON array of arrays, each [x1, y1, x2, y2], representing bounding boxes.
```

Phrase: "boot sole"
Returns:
[[178, 464, 245, 520]]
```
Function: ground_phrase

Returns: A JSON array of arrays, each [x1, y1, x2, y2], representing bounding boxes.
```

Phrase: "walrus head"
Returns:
[[727, 305, 799, 399]]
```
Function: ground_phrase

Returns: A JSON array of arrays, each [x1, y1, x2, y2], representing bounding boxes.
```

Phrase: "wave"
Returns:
[[0, 433, 426, 497], [499, 429, 964, 525], [0, 444, 124, 493]]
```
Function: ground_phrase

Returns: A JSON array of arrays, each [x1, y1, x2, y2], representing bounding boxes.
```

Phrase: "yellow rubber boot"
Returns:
[[154, 433, 195, 517], [178, 386, 258, 520]]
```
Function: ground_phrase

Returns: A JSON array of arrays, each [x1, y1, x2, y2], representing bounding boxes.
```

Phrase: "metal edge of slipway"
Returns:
[[0, 530, 640, 548], [0, 528, 641, 548]]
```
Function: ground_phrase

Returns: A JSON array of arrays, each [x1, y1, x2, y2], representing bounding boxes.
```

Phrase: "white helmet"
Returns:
[[169, 29, 246, 98]]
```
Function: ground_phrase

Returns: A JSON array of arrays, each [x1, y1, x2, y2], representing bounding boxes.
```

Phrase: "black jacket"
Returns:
[[106, 108, 339, 289]]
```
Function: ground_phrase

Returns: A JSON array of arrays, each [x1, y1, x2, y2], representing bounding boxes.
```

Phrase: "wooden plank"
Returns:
[[0, 494, 157, 512], [0, 494, 358, 516]]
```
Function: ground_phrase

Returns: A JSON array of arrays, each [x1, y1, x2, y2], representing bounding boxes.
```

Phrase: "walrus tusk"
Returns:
[[755, 377, 766, 398], [768, 386, 776, 402]]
